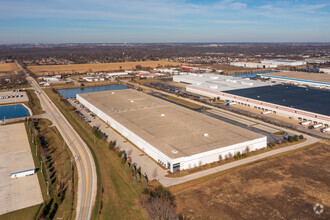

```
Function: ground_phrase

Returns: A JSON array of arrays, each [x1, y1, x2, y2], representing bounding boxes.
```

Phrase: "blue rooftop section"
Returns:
[[225, 84, 330, 117]]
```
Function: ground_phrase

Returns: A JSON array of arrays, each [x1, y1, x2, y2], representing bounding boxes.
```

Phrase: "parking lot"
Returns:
[[0, 90, 28, 105], [0, 123, 43, 215], [69, 99, 98, 124]]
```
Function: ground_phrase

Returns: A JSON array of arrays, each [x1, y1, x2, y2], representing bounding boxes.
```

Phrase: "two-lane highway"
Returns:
[[17, 61, 97, 220]]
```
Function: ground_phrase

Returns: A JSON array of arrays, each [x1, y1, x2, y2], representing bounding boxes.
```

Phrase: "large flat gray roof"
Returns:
[[173, 74, 276, 92], [79, 89, 264, 158]]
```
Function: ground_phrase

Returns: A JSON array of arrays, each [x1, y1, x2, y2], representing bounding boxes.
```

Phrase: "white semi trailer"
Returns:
[[310, 124, 323, 129], [10, 169, 35, 178], [301, 121, 311, 126], [321, 127, 330, 133]]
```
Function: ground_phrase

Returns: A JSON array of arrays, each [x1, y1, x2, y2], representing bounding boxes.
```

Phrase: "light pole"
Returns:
[[71, 156, 74, 170]]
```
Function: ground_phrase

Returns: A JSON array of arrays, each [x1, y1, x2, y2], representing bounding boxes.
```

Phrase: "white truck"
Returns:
[[10, 169, 35, 178], [310, 124, 322, 129], [300, 121, 311, 126], [321, 127, 330, 133], [262, 110, 272, 115]]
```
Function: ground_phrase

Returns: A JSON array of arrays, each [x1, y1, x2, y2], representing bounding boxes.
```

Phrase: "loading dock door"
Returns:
[[173, 163, 180, 172]]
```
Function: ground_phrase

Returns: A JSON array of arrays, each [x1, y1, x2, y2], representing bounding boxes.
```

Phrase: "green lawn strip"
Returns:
[[25, 118, 77, 219], [44, 88, 146, 219], [164, 95, 202, 109], [25, 120, 49, 201], [25, 89, 45, 115]]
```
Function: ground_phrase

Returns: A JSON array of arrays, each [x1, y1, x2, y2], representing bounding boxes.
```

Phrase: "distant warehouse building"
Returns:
[[173, 74, 330, 126], [230, 62, 277, 68], [77, 89, 267, 172], [261, 60, 306, 66], [305, 58, 330, 64], [319, 68, 330, 74]]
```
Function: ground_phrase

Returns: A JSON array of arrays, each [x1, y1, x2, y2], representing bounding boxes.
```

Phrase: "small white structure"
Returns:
[[230, 62, 277, 68], [43, 77, 59, 82], [319, 68, 330, 74], [107, 72, 128, 77], [10, 169, 35, 178], [261, 60, 306, 66]]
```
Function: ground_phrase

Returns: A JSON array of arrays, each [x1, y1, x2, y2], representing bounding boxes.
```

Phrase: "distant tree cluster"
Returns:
[[2, 43, 330, 64]]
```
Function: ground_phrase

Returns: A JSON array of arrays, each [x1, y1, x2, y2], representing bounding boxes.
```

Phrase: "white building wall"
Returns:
[[175, 137, 266, 170]]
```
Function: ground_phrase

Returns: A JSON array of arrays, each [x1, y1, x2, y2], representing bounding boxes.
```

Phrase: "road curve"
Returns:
[[17, 61, 97, 220]]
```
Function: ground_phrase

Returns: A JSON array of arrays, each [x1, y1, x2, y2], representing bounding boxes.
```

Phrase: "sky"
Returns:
[[0, 0, 330, 44]]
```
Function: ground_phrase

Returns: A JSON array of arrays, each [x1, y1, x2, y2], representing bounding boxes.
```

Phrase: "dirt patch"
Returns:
[[0, 63, 18, 75], [171, 143, 330, 219]]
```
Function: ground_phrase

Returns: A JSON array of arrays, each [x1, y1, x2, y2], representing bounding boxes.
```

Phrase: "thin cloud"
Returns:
[[213, 20, 255, 24]]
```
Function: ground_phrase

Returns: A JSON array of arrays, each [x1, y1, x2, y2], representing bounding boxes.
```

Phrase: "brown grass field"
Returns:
[[202, 64, 270, 75], [171, 142, 330, 219], [28, 61, 187, 76], [0, 63, 18, 76]]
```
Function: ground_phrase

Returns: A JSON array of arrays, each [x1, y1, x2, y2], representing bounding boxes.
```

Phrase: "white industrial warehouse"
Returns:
[[261, 59, 306, 66], [77, 89, 267, 172], [230, 62, 277, 68], [173, 73, 330, 125]]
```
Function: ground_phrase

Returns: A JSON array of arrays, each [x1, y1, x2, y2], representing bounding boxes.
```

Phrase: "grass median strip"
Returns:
[[25, 89, 45, 115], [44, 88, 146, 220]]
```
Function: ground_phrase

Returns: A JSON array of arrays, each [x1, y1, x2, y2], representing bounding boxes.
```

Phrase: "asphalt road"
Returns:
[[16, 61, 97, 220]]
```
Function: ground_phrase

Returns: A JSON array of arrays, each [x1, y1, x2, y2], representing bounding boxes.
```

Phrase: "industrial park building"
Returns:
[[319, 68, 330, 74], [77, 89, 266, 172], [230, 62, 277, 68], [173, 74, 330, 126], [261, 60, 306, 66]]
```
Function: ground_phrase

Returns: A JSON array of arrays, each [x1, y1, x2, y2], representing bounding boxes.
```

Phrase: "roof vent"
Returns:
[[130, 100, 134, 103], [172, 150, 178, 154], [111, 92, 115, 94], [203, 133, 209, 137], [161, 114, 165, 117]]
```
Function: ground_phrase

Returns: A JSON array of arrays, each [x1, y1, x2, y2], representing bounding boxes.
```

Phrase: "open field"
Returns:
[[0, 63, 18, 76], [44, 88, 146, 219], [202, 64, 270, 74], [171, 142, 330, 219], [28, 61, 187, 75]]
